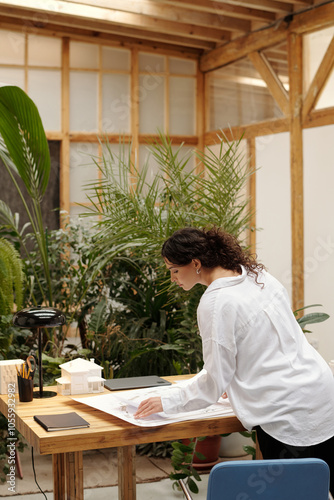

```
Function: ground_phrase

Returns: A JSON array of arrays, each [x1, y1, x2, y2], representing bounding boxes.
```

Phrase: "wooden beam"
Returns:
[[247, 138, 257, 253], [0, 1, 232, 42], [160, 0, 276, 22], [288, 32, 304, 311], [0, 16, 208, 54], [304, 106, 334, 129], [302, 36, 334, 122], [204, 117, 289, 143], [200, 22, 288, 72], [196, 65, 205, 175], [248, 51, 289, 116], [64, 0, 251, 32], [289, 1, 334, 34], [200, 2, 334, 72], [220, 0, 294, 14]]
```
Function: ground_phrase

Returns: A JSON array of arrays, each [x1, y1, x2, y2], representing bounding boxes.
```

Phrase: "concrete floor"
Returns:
[[0, 445, 214, 499]]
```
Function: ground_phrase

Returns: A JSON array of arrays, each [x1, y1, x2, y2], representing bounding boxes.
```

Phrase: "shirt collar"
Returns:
[[204, 265, 247, 293]]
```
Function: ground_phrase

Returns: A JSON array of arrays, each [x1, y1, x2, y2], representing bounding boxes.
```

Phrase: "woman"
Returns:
[[134, 226, 334, 494]]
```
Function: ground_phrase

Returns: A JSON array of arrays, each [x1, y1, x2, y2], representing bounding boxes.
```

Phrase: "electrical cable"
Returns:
[[31, 446, 48, 499]]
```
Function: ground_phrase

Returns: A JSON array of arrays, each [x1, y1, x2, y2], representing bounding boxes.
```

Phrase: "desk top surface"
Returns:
[[0, 375, 244, 455]]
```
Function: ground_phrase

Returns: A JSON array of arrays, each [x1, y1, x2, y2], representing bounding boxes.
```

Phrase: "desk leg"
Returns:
[[53, 454, 65, 500], [118, 445, 136, 500], [66, 451, 84, 500]]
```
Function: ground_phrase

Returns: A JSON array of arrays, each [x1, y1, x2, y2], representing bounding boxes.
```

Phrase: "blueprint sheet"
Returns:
[[73, 382, 234, 427]]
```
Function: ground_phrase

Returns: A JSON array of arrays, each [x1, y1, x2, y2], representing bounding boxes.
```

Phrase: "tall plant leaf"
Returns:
[[0, 85, 50, 200]]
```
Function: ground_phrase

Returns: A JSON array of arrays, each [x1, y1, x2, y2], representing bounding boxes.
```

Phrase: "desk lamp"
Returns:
[[13, 306, 66, 398]]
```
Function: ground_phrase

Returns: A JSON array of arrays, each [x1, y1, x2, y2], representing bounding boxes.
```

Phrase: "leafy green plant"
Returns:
[[77, 132, 254, 375], [169, 437, 205, 494], [0, 85, 52, 306], [294, 304, 329, 332]]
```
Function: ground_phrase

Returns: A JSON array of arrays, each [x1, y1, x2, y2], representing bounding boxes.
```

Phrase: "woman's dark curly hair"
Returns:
[[161, 226, 265, 283]]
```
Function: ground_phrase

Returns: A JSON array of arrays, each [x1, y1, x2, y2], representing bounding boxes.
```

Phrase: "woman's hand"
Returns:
[[134, 397, 163, 419]]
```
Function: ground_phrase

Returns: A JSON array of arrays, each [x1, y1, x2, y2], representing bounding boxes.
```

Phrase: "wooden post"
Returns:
[[130, 47, 139, 187], [247, 138, 256, 254], [60, 37, 70, 227], [196, 63, 205, 175], [118, 445, 136, 500], [66, 451, 83, 500], [53, 453, 65, 500], [288, 32, 304, 311]]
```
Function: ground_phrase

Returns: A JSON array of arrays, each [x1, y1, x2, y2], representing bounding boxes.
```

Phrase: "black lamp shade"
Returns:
[[13, 306, 66, 399], [13, 306, 66, 328]]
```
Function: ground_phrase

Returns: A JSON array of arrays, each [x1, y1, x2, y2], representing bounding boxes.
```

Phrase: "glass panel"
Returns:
[[28, 35, 61, 67], [139, 74, 165, 134], [0, 67, 24, 88], [169, 76, 196, 135], [70, 143, 99, 204], [171, 145, 195, 174], [70, 71, 98, 132], [102, 74, 130, 133], [28, 69, 61, 131], [0, 30, 25, 65], [303, 27, 334, 93], [139, 144, 162, 193], [169, 57, 196, 75], [102, 46, 130, 71], [261, 41, 289, 92], [139, 52, 165, 72], [315, 68, 334, 109], [101, 141, 131, 186], [70, 41, 98, 69], [208, 58, 283, 131]]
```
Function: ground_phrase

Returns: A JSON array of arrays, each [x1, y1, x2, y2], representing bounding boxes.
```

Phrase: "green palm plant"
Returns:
[[0, 85, 52, 305], [85, 132, 253, 269], [0, 237, 24, 315], [75, 132, 254, 373]]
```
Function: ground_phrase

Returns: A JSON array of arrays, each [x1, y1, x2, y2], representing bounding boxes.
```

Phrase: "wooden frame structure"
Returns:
[[0, 1, 333, 310]]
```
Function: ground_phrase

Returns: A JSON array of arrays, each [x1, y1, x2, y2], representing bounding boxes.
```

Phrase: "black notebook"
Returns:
[[34, 412, 90, 432]]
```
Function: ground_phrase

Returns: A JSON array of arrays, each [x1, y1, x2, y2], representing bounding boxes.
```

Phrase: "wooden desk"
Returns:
[[0, 375, 244, 500]]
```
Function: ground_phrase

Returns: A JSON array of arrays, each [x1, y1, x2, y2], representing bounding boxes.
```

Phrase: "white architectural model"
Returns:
[[56, 358, 105, 395], [0, 359, 24, 394]]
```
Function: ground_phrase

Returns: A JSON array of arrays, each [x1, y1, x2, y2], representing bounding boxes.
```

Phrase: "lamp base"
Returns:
[[33, 390, 57, 399]]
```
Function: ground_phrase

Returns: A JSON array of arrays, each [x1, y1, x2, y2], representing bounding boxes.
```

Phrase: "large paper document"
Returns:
[[73, 383, 234, 427]]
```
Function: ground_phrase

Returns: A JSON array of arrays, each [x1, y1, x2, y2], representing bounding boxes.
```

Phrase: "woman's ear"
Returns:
[[192, 258, 202, 272]]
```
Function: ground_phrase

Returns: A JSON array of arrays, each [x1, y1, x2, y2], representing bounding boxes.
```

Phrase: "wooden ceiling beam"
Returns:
[[123, 0, 276, 23], [200, 23, 288, 72], [248, 51, 289, 115], [0, 7, 229, 46], [200, 2, 334, 72], [63, 0, 252, 32], [0, 16, 208, 54], [0, 1, 234, 41], [223, 0, 294, 14]]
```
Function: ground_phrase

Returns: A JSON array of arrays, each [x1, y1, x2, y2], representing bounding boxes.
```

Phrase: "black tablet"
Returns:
[[104, 375, 172, 391]]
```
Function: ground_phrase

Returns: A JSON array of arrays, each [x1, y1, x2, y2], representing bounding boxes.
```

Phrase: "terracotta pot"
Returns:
[[182, 435, 222, 471]]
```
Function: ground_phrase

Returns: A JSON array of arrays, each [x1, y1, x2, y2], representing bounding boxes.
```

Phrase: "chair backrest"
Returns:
[[207, 458, 330, 500]]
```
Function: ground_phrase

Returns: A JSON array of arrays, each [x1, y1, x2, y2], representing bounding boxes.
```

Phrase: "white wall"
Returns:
[[255, 132, 292, 296], [304, 124, 334, 361]]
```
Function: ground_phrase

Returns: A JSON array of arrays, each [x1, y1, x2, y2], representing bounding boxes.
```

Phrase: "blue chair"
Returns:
[[179, 458, 330, 499]]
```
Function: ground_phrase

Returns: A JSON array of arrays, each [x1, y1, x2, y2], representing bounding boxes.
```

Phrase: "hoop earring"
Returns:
[[196, 268, 201, 275]]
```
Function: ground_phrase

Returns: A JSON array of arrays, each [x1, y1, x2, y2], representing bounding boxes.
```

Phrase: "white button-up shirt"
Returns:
[[161, 267, 334, 446]]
